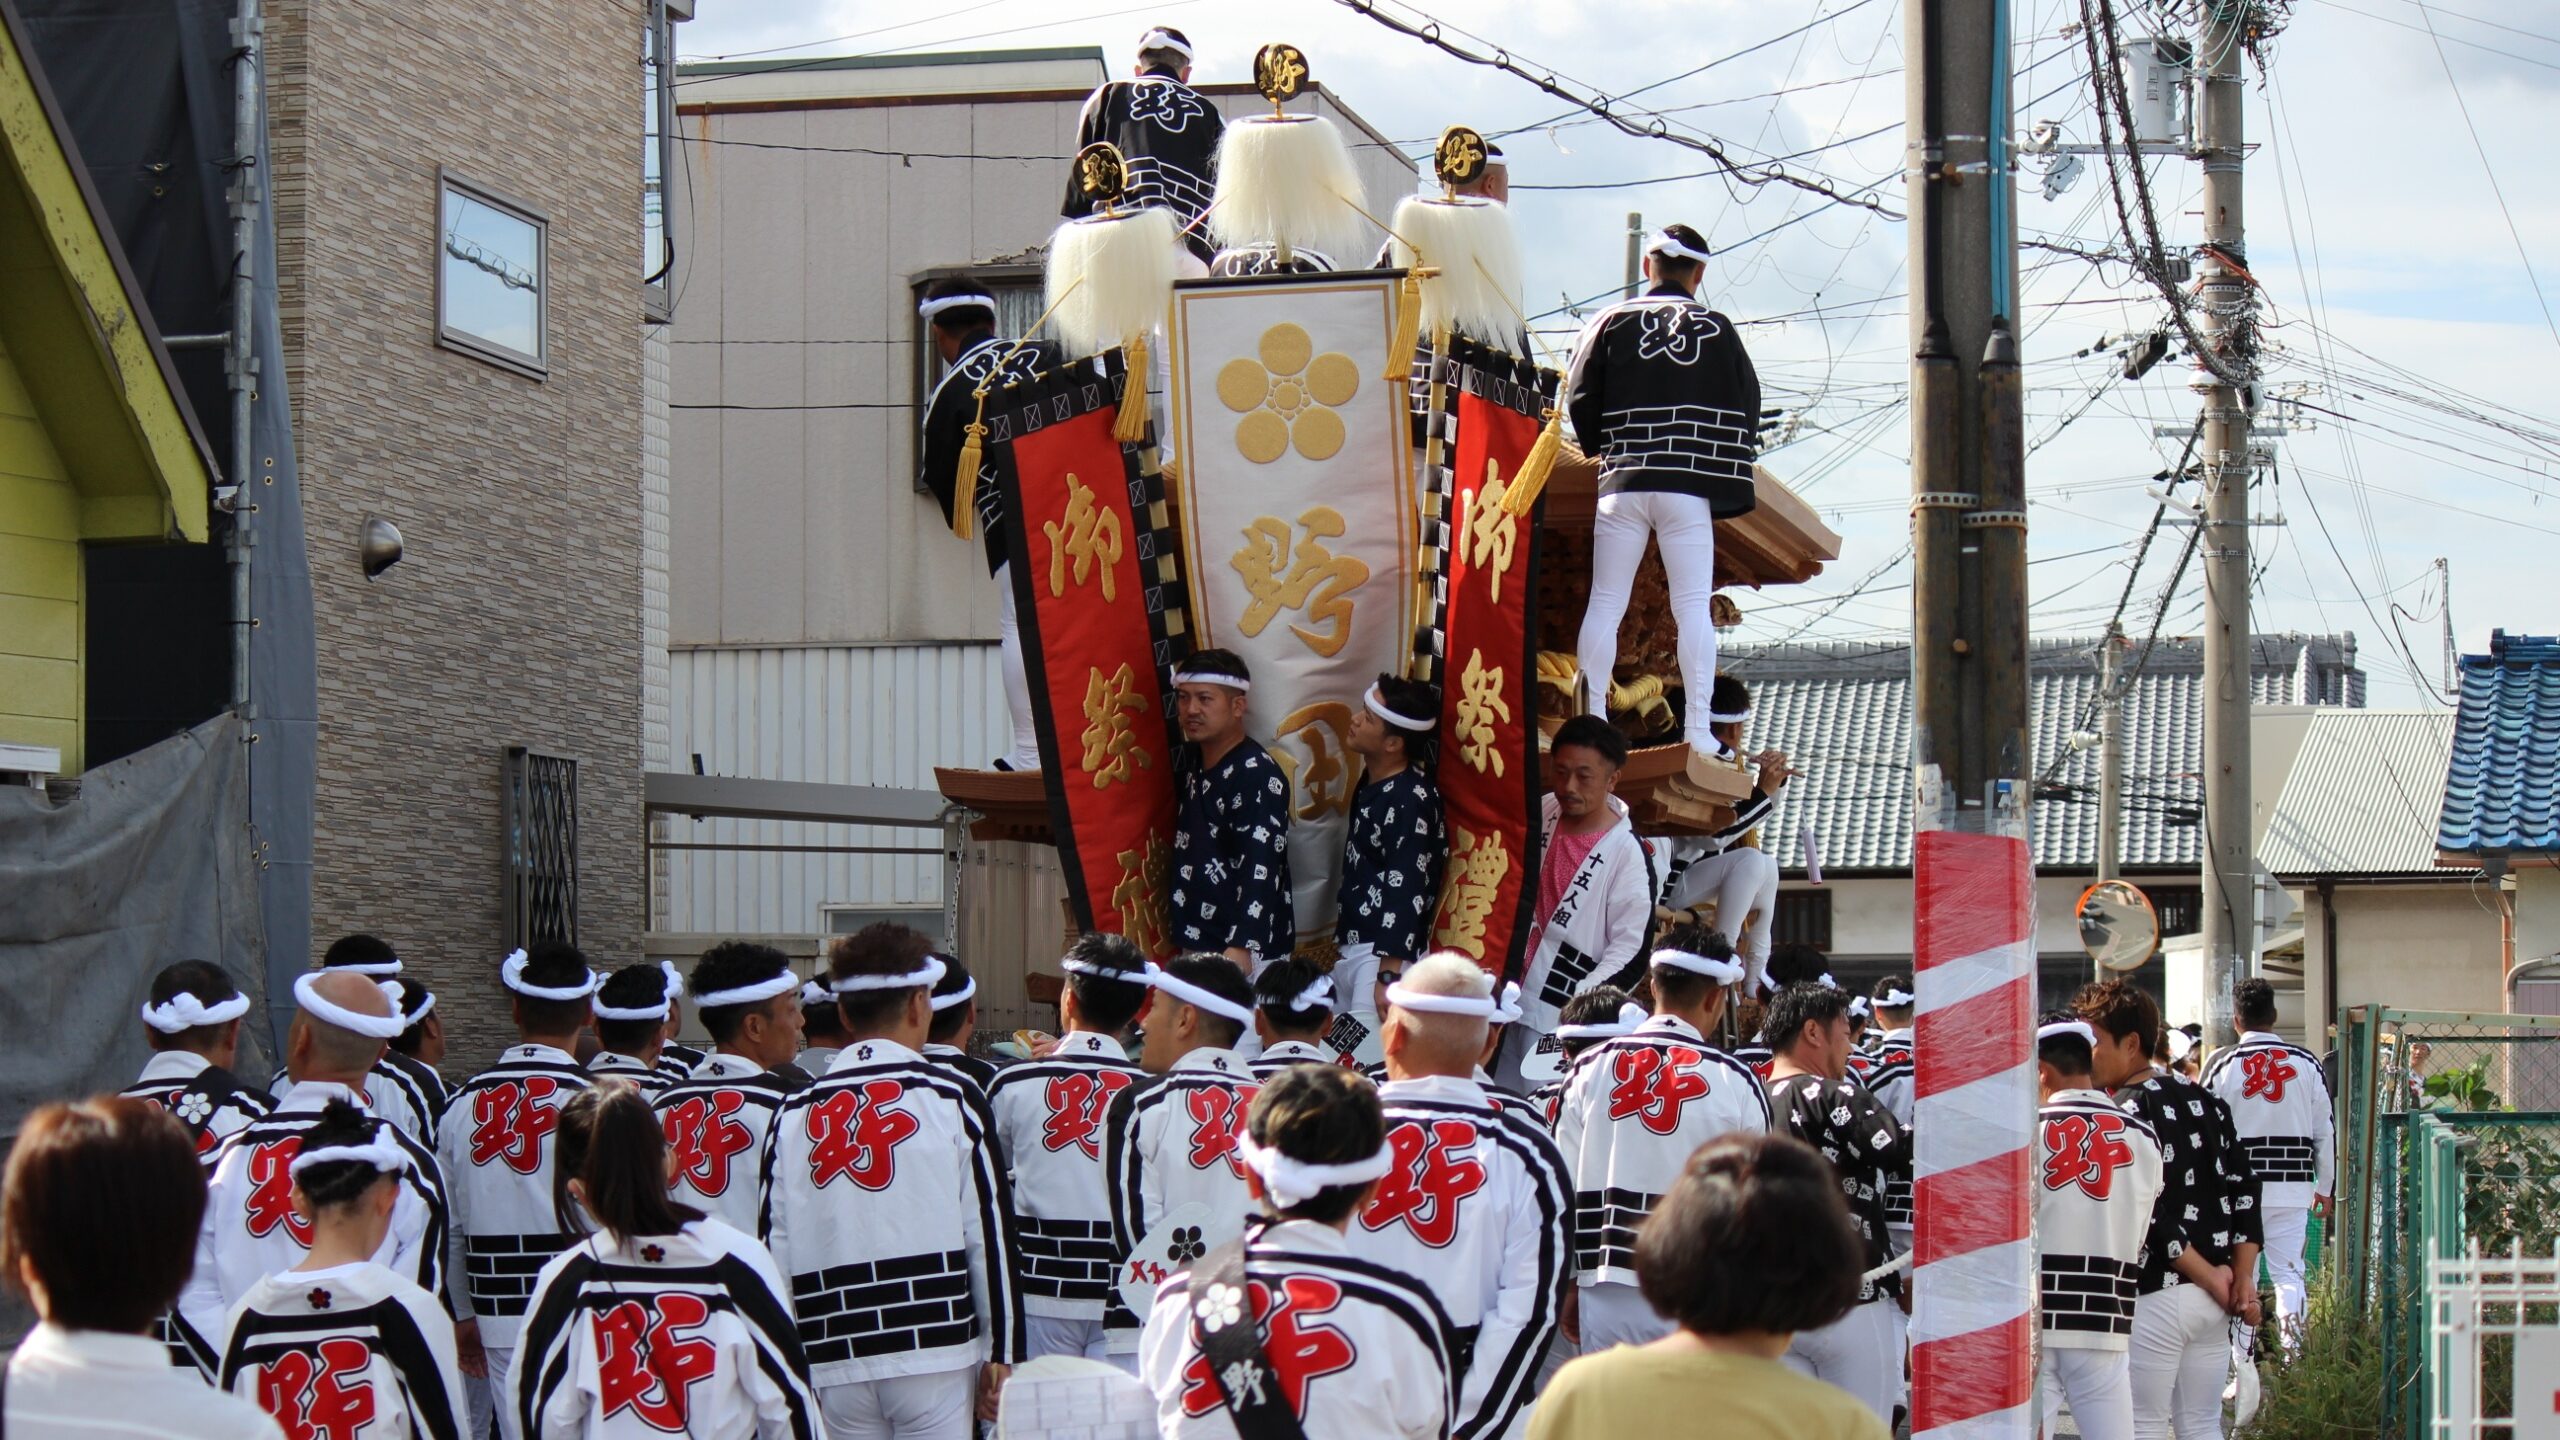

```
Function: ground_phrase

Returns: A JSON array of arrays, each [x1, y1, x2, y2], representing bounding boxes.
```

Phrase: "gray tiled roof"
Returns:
[[1720, 634, 2366, 873]]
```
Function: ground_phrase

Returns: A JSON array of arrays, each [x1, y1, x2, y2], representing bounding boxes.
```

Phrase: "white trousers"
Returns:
[[1783, 1297, 1901, 1424], [1024, 1314, 1128, 1369], [2129, 1284, 2228, 1440], [819, 1370, 975, 1440], [2262, 1205, 2311, 1346], [1332, 942, 1381, 1028], [1577, 490, 1720, 747], [1577, 1281, 1672, 1354], [993, 562, 1040, 772], [464, 1345, 518, 1440], [1664, 846, 1779, 985], [2040, 1345, 2135, 1440]]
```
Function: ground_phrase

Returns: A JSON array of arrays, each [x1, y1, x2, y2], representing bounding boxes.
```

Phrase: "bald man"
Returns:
[[1345, 954, 1570, 1440], [170, 970, 452, 1375]]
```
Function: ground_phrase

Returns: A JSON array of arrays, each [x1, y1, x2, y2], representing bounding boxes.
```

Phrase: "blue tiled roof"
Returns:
[[2437, 630, 2560, 855], [1723, 633, 2365, 873]]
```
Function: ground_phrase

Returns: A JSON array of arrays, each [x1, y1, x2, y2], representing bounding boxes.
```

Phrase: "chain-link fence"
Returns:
[[2331, 1008, 2560, 1436]]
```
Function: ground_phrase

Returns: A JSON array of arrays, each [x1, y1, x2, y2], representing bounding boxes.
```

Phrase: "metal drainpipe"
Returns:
[[226, 0, 263, 714]]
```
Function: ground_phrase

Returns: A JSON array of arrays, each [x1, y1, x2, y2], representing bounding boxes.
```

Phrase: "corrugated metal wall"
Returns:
[[664, 643, 1008, 934]]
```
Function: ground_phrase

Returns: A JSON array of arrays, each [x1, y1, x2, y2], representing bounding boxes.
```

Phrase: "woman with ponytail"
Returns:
[[1135, 1066, 1459, 1440], [216, 1099, 468, 1439], [508, 1082, 818, 1439]]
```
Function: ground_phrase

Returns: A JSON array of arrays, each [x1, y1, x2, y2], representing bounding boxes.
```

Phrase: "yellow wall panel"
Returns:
[[0, 591, 73, 660], [0, 530, 75, 601]]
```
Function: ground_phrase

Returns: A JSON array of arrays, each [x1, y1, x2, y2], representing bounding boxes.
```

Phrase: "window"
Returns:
[[2147, 884, 2202, 938], [437, 170, 548, 375], [642, 0, 675, 319], [503, 747, 579, 950], [909, 265, 1043, 492], [1772, 888, 1833, 951]]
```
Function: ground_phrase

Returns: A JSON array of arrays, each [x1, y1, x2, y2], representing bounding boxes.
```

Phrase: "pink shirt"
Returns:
[[1537, 825, 1606, 930]]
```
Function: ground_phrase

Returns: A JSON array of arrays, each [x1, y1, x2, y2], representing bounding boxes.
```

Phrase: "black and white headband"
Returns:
[[2038, 1019, 2098, 1046], [833, 955, 948, 994], [1172, 669, 1249, 693], [141, 990, 252, 1034], [501, 948, 602, 1001], [1555, 1002, 1649, 1041], [694, 966, 801, 1009], [293, 971, 409, 1040], [1139, 26, 1192, 60], [1649, 229, 1712, 265], [929, 958, 977, 1012], [1651, 947, 1746, 986], [917, 292, 997, 322], [289, 1123, 407, 1179], [1363, 683, 1435, 733], [1141, 962, 1255, 1025]]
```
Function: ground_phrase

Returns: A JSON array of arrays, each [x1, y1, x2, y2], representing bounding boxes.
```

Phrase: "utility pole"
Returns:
[[1623, 212, 1644, 299], [2438, 556, 2456, 698], [1907, 0, 2032, 1432], [2196, 0, 2254, 1049], [2098, 627, 2124, 886]]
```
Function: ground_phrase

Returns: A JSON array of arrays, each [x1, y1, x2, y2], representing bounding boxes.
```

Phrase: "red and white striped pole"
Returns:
[[1911, 824, 2038, 1438]]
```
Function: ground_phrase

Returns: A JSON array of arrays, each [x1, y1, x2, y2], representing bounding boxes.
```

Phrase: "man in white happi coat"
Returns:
[[2200, 977, 2333, 1349], [123, 959, 271, 1163], [1500, 715, 1656, 1088], [2037, 1014, 2166, 1440]]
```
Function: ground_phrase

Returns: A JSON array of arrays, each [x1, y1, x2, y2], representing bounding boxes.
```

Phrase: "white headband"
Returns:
[[323, 955, 401, 978], [1062, 954, 1148, 983], [1848, 996, 1872, 1020], [1651, 948, 1746, 986], [2038, 1019, 2098, 1046], [141, 990, 251, 1035], [1877, 987, 1914, 1009], [2165, 1030, 2195, 1064], [1383, 980, 1499, 1018], [1818, 973, 1841, 990], [1555, 1001, 1649, 1041], [1142, 962, 1257, 1025], [1490, 981, 1523, 1025], [930, 971, 978, 1011], [1363, 684, 1435, 734], [402, 988, 437, 1023], [694, 969, 802, 1008], [500, 949, 602, 1001], [833, 956, 949, 994], [288, 1133, 408, 1179], [1139, 26, 1192, 59], [800, 980, 834, 1008], [1278, 974, 1335, 1014], [1649, 229, 1712, 265], [917, 293, 997, 322], [592, 994, 672, 1022], [660, 961, 685, 1002], [292, 971, 409, 1040], [1237, 1133, 1394, 1210], [1172, 670, 1250, 693], [1705, 706, 1751, 725]]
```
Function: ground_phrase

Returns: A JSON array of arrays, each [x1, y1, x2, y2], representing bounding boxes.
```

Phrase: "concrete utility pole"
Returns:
[[2098, 626, 2123, 885], [1622, 212, 1644, 299], [1907, 0, 2032, 1431], [2196, 0, 2254, 1049]]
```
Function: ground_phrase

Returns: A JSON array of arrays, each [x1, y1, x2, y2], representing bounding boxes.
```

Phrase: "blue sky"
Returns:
[[679, 0, 2560, 707]]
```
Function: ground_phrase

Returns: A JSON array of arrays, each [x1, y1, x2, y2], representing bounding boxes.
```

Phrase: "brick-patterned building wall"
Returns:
[[269, 0, 649, 1066]]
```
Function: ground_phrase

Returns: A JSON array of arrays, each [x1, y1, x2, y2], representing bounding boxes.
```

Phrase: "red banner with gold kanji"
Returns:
[[991, 360, 1182, 957], [1425, 341, 1551, 983]]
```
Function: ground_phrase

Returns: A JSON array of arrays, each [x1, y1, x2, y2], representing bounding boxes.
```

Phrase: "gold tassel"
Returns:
[[1385, 267, 1424, 383], [951, 393, 989, 542], [1500, 405, 1565, 517], [1113, 334, 1151, 443]]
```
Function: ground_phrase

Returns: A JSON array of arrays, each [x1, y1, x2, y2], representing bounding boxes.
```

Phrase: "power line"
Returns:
[[2409, 0, 2560, 352]]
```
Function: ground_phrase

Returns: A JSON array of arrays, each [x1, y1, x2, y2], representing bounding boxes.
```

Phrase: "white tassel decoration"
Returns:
[[1209, 114, 1371, 265], [1045, 207, 1179, 359]]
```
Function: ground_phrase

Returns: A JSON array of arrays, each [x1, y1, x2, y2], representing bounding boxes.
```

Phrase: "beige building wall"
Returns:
[[2301, 881, 2507, 1034], [270, 0, 650, 1063]]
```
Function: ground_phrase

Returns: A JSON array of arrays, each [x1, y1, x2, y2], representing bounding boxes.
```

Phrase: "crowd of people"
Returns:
[[0, 903, 2330, 1440]]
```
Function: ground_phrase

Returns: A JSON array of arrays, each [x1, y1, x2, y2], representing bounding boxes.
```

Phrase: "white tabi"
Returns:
[[983, 1030, 1148, 1362], [217, 1260, 468, 1440], [1348, 1074, 1570, 1440], [1138, 1218, 1458, 1440], [176, 1081, 451, 1376], [1103, 1046, 1261, 1354], [1551, 1014, 1768, 1351]]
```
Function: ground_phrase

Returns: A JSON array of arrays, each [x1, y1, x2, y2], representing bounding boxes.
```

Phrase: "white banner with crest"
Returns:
[[1168, 272, 1416, 944]]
